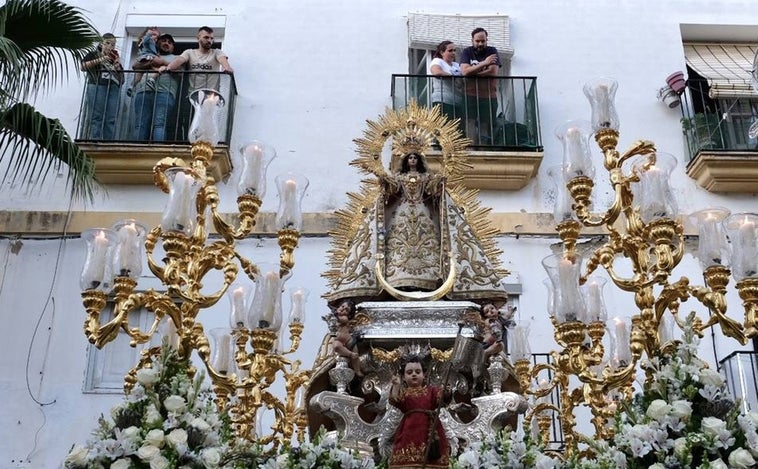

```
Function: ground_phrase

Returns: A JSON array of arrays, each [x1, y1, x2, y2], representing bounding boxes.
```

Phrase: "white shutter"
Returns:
[[408, 12, 514, 58], [684, 43, 757, 98]]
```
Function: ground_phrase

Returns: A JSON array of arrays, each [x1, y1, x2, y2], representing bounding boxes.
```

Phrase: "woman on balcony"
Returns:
[[430, 41, 464, 135]]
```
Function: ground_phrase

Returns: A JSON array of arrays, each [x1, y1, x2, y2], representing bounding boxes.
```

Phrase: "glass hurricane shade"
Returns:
[[247, 263, 284, 331], [547, 164, 576, 222], [188, 88, 225, 145], [160, 168, 202, 236], [631, 152, 678, 223], [556, 120, 595, 180], [583, 77, 620, 131], [80, 228, 119, 291], [688, 207, 731, 269], [542, 253, 586, 323], [725, 213, 758, 281], [275, 173, 309, 231], [110, 219, 147, 279], [237, 141, 277, 197]]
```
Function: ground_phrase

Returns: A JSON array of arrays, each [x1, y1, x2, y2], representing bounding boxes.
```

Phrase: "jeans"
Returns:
[[132, 90, 176, 141], [85, 82, 121, 140]]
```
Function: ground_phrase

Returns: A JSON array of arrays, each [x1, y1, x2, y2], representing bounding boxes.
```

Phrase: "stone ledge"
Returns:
[[76, 142, 233, 184], [426, 149, 543, 190], [686, 150, 758, 193]]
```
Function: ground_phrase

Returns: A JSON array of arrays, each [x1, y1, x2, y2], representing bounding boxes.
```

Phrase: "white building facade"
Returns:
[[2, 1, 758, 466]]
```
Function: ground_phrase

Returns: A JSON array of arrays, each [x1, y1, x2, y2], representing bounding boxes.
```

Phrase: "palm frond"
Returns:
[[0, 0, 100, 101], [0, 102, 96, 201]]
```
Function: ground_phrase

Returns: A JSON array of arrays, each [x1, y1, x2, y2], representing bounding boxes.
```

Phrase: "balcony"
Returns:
[[681, 79, 758, 192], [75, 70, 238, 184], [391, 75, 543, 191], [719, 350, 758, 413]]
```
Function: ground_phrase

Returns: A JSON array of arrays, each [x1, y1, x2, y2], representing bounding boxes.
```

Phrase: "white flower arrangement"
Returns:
[[63, 346, 372, 469], [568, 313, 758, 469], [451, 429, 560, 469], [63, 346, 234, 469]]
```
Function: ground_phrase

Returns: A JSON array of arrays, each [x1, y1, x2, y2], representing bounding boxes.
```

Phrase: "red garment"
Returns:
[[389, 385, 449, 468]]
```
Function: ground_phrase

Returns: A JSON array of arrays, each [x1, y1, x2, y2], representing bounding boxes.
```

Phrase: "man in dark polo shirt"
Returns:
[[460, 27, 501, 145]]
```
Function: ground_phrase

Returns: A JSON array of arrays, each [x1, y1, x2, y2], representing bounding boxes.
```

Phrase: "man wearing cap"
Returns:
[[80, 33, 124, 140], [131, 33, 180, 141]]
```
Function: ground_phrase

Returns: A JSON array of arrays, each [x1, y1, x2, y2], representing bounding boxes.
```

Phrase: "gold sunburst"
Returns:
[[323, 101, 509, 292]]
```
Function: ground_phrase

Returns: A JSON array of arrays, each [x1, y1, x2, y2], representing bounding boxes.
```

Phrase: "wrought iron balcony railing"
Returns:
[[680, 78, 758, 160], [75, 70, 237, 145], [391, 74, 542, 151], [719, 350, 758, 413]]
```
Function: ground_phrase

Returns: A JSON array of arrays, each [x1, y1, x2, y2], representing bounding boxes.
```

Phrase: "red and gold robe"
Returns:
[[389, 385, 449, 468]]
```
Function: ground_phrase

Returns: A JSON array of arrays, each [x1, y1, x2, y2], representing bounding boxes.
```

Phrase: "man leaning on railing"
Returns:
[[158, 26, 234, 140], [131, 33, 180, 142], [460, 27, 501, 146]]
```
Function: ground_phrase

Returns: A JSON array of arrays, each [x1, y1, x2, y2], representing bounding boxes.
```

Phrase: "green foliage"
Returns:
[[0, 0, 101, 202]]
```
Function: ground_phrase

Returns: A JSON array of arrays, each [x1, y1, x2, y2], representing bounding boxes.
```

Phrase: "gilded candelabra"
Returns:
[[79, 89, 312, 446], [515, 78, 758, 455]]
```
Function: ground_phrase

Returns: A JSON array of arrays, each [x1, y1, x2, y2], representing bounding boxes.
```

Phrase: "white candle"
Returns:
[[738, 217, 758, 277], [281, 179, 298, 228], [566, 127, 588, 177], [614, 318, 631, 366], [290, 289, 305, 323], [699, 213, 723, 265], [585, 281, 603, 322], [116, 223, 140, 277], [557, 259, 580, 322], [230, 287, 246, 329], [163, 317, 179, 350], [260, 271, 280, 327], [212, 332, 232, 374], [642, 165, 669, 219], [197, 92, 220, 141], [511, 324, 531, 361], [240, 145, 264, 195], [594, 84, 612, 128], [83, 230, 110, 289]]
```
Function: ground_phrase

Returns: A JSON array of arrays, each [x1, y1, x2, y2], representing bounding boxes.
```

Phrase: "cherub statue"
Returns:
[[330, 299, 363, 375], [480, 302, 516, 359]]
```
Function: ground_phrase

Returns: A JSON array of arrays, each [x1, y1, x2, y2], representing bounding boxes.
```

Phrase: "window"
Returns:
[[83, 302, 156, 393], [683, 42, 758, 151]]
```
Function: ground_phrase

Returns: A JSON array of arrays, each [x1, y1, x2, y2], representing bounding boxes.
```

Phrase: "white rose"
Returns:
[[748, 412, 758, 426], [122, 425, 141, 443], [646, 399, 672, 421], [276, 453, 290, 466], [190, 417, 211, 433], [702, 417, 727, 436], [64, 445, 89, 466], [699, 368, 724, 386], [167, 428, 189, 448], [710, 458, 729, 469], [201, 447, 222, 467], [670, 400, 692, 420], [137, 444, 161, 461], [111, 459, 132, 469], [729, 448, 757, 469], [649, 464, 665, 469], [145, 429, 165, 448], [150, 454, 171, 469], [136, 368, 159, 386], [673, 437, 688, 458], [145, 404, 163, 427], [163, 395, 186, 413]]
